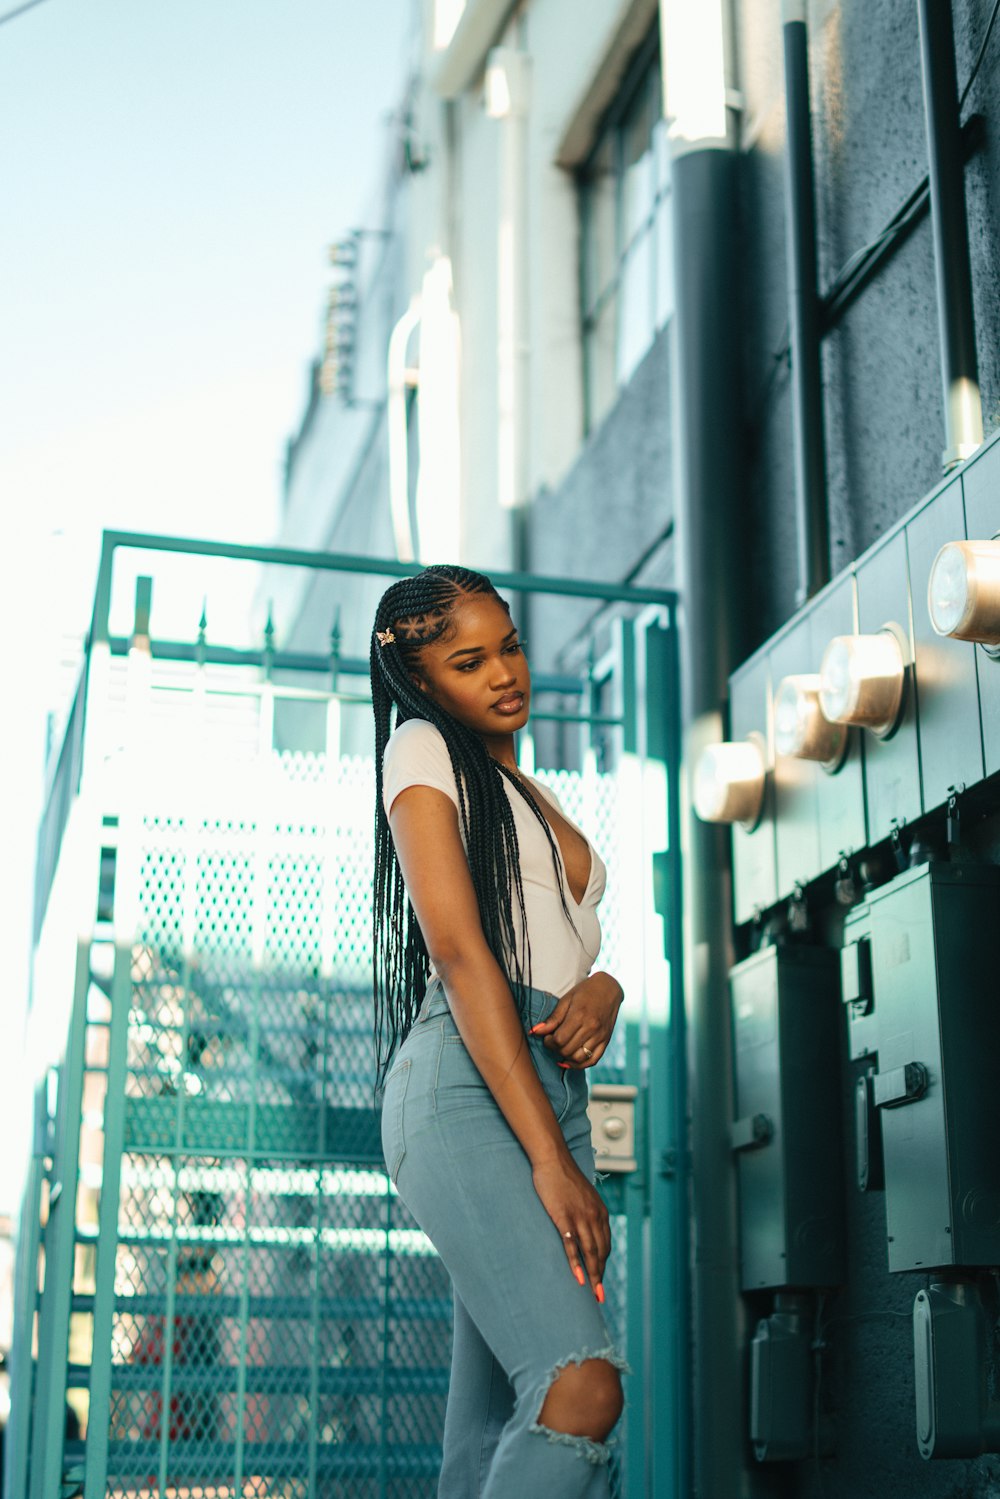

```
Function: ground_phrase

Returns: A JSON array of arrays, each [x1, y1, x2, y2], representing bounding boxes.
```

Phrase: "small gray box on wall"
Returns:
[[731, 944, 845, 1291]]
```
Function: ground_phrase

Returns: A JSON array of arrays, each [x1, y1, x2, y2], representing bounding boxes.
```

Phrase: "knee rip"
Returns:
[[530, 1348, 629, 1463]]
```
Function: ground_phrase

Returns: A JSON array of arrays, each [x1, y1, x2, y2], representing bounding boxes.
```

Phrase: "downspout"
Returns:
[[486, 41, 531, 568], [782, 1, 830, 605], [915, 0, 983, 472], [660, 3, 749, 1497]]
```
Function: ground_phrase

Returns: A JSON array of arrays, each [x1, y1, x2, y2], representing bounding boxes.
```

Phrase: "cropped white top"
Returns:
[[381, 718, 607, 997]]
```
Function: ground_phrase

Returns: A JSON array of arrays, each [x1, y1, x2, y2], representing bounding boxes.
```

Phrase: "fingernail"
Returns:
[[558, 1062, 570, 1069], [529, 1024, 544, 1034], [573, 1266, 586, 1286], [595, 1283, 605, 1304]]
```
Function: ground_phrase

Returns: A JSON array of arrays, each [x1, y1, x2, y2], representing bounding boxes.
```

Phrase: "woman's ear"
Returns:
[[410, 673, 428, 695]]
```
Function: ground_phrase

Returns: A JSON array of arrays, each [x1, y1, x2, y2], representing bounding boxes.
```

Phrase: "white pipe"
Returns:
[[487, 46, 530, 512], [386, 300, 421, 563]]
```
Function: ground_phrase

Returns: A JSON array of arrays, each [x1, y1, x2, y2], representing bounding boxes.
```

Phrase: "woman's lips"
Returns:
[[492, 693, 525, 714]]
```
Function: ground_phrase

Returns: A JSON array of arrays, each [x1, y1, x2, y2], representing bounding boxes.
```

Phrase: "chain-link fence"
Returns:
[[76, 743, 628, 1498]]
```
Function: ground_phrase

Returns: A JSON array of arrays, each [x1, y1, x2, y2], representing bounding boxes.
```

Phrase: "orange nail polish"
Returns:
[[529, 1024, 544, 1034], [573, 1266, 586, 1286], [595, 1283, 605, 1304], [558, 1062, 570, 1069]]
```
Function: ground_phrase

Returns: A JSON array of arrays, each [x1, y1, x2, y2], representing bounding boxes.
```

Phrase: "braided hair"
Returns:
[[370, 564, 575, 1085]]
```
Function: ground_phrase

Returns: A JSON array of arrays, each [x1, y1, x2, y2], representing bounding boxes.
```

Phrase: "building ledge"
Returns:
[[428, 0, 519, 99]]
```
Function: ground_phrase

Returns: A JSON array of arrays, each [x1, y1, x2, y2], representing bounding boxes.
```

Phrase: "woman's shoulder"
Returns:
[[383, 716, 450, 766], [381, 718, 460, 810]]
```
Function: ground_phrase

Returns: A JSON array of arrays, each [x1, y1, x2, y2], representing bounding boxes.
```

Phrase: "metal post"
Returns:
[[916, 0, 984, 471], [782, 0, 830, 605]]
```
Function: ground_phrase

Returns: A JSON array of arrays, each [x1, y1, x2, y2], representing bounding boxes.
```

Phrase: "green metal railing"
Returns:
[[8, 532, 688, 1499]]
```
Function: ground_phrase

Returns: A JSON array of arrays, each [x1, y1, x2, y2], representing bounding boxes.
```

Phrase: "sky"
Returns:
[[0, 0, 414, 1210]]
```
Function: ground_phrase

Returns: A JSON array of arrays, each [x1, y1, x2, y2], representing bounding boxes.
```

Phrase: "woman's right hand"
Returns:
[[531, 1154, 611, 1299]]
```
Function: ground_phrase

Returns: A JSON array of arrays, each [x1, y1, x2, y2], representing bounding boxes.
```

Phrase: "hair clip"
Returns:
[[376, 628, 396, 646]]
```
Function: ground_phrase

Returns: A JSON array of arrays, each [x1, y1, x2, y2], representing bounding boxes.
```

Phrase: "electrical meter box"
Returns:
[[731, 944, 845, 1291], [840, 861, 1000, 1273]]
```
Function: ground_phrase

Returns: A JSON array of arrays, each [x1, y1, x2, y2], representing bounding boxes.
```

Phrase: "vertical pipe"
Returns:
[[782, 0, 830, 605], [915, 0, 984, 471], [661, 3, 750, 1495]]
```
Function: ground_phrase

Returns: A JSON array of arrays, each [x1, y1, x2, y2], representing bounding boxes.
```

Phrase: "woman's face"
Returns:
[[413, 593, 531, 741]]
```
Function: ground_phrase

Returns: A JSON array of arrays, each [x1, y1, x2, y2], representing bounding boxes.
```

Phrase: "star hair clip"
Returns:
[[376, 628, 396, 646]]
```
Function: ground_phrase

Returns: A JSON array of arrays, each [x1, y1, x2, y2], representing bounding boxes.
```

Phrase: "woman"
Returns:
[[371, 564, 627, 1499]]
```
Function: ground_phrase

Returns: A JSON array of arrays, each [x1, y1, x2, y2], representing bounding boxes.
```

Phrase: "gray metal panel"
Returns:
[[808, 575, 867, 868], [868, 867, 950, 1272], [770, 623, 822, 896], [856, 531, 923, 842], [931, 867, 1000, 1267], [867, 863, 1000, 1271], [730, 653, 777, 924], [905, 481, 984, 810], [731, 945, 844, 1291], [960, 440, 1000, 776]]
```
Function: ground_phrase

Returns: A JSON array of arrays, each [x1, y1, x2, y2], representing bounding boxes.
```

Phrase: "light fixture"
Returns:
[[818, 626, 907, 738], [927, 539, 1000, 652], [773, 674, 847, 769], [693, 736, 766, 829]]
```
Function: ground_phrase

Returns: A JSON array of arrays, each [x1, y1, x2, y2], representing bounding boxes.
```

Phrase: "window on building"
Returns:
[[579, 32, 673, 434]]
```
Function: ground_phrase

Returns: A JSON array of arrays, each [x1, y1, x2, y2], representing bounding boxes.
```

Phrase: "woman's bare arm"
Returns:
[[388, 782, 610, 1291]]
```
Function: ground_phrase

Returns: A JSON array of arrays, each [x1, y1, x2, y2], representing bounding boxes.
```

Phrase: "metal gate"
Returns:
[[7, 534, 688, 1499]]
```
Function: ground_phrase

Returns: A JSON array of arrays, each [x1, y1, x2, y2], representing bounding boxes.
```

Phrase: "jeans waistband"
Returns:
[[416, 974, 559, 1030]]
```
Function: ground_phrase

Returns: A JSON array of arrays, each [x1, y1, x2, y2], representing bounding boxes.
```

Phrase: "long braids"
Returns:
[[370, 564, 576, 1085]]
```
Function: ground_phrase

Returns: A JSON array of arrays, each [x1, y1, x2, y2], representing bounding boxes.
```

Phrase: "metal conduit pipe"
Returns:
[[916, 0, 984, 471], [782, 0, 830, 605], [661, 3, 750, 1494]]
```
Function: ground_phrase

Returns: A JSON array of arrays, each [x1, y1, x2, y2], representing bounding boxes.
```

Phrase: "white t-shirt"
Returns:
[[381, 718, 607, 996]]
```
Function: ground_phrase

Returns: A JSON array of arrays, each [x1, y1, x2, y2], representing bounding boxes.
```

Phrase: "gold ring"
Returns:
[[582, 1046, 593, 1060]]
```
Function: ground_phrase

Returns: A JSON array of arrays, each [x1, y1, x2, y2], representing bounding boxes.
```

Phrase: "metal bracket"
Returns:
[[731, 1113, 775, 1152]]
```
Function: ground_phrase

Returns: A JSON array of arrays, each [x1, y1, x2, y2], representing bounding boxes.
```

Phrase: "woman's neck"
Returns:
[[483, 731, 518, 774]]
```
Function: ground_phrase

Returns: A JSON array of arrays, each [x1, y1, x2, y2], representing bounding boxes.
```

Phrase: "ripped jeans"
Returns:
[[380, 977, 627, 1499]]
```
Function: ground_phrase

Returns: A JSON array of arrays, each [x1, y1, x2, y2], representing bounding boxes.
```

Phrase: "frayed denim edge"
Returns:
[[528, 1344, 632, 1466]]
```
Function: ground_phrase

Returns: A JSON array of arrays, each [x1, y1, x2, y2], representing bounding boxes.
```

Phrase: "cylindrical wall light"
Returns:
[[927, 539, 1000, 650], [818, 627, 907, 738], [693, 736, 767, 829], [773, 674, 847, 769]]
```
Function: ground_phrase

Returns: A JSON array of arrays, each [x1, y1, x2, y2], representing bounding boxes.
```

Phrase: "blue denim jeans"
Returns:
[[380, 977, 627, 1499]]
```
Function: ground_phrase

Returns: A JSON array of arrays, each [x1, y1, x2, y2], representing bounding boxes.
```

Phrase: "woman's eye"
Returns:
[[504, 640, 525, 655], [456, 659, 481, 672]]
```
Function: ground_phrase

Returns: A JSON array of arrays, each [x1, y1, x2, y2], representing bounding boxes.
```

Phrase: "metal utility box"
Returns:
[[905, 479, 984, 811], [730, 653, 777, 925], [842, 862, 1000, 1273], [770, 623, 821, 899], [808, 573, 866, 871], [855, 530, 922, 843], [731, 945, 845, 1291], [962, 438, 1000, 777]]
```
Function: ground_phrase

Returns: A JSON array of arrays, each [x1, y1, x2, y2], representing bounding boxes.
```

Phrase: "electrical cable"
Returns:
[[0, 0, 52, 27], [753, 0, 998, 425], [959, 0, 1000, 111]]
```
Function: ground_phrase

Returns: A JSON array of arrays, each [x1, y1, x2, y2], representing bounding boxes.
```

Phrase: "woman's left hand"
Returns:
[[529, 970, 624, 1068]]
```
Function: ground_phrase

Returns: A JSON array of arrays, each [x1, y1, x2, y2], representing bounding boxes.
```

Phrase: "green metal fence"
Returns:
[[8, 534, 688, 1499]]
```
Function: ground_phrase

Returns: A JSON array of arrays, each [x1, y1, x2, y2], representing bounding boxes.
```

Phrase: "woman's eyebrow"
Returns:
[[444, 627, 518, 662]]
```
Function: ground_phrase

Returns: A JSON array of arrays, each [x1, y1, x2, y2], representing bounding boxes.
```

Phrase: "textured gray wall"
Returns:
[[528, 2, 1000, 1494], [525, 322, 674, 656]]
